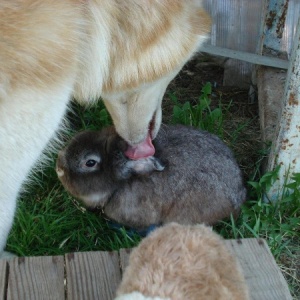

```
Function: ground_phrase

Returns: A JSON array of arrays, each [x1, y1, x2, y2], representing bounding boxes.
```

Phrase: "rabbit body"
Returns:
[[56, 125, 246, 229]]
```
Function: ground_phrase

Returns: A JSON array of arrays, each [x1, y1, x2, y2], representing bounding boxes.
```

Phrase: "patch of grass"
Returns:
[[68, 101, 112, 131], [8, 171, 141, 256], [170, 82, 251, 149], [170, 82, 226, 138], [218, 167, 300, 252]]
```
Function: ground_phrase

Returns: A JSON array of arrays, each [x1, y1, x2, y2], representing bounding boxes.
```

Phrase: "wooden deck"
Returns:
[[0, 238, 292, 300]]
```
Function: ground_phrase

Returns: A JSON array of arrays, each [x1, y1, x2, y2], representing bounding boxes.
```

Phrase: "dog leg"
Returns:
[[0, 85, 72, 257]]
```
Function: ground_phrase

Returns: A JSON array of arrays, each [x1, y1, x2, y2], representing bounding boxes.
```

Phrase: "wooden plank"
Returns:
[[65, 251, 122, 300], [200, 44, 289, 69], [7, 256, 64, 300], [119, 249, 132, 273], [225, 239, 292, 300], [0, 260, 8, 300]]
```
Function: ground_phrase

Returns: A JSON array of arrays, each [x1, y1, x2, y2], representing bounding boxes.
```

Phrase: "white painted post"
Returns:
[[267, 17, 300, 199]]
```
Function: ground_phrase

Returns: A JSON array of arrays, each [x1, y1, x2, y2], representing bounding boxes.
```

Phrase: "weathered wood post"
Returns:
[[267, 16, 300, 199], [256, 0, 289, 146]]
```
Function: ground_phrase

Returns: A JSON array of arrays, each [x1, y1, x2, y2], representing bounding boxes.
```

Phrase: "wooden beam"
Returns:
[[200, 44, 289, 69]]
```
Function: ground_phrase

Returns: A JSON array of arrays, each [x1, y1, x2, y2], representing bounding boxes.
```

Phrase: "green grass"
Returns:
[[6, 82, 299, 297], [170, 82, 225, 137]]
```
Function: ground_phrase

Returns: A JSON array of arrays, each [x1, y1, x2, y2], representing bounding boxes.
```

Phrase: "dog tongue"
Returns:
[[125, 133, 155, 160]]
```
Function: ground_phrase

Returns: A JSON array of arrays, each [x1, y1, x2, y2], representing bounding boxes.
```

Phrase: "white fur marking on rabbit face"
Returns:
[[56, 167, 65, 177], [80, 192, 111, 207]]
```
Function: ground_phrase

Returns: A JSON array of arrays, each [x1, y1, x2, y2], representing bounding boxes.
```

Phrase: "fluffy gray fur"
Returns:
[[56, 125, 246, 229]]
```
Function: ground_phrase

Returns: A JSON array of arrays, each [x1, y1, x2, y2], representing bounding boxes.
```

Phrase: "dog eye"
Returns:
[[85, 159, 97, 167]]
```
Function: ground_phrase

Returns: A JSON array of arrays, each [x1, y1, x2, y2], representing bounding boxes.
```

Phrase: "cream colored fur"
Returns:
[[0, 1, 210, 256], [116, 223, 249, 300]]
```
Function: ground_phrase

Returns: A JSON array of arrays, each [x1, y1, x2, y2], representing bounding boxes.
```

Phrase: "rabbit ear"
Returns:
[[152, 158, 165, 172], [102, 127, 127, 155], [113, 156, 165, 181], [127, 157, 165, 176]]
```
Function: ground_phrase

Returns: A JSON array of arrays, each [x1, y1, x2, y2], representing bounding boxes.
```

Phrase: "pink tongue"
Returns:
[[124, 133, 155, 160]]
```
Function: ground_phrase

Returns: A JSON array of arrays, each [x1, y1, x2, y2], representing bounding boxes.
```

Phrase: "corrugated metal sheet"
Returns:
[[201, 0, 300, 86], [283, 0, 300, 55], [203, 0, 264, 52], [203, 0, 300, 56]]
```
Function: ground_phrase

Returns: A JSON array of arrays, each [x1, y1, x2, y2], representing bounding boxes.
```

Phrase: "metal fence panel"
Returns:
[[201, 0, 300, 86], [203, 0, 300, 56]]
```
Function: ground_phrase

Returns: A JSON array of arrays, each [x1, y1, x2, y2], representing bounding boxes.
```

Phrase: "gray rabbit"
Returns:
[[56, 125, 246, 230]]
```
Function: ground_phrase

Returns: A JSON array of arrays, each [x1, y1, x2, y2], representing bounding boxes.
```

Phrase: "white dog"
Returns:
[[0, 1, 210, 257]]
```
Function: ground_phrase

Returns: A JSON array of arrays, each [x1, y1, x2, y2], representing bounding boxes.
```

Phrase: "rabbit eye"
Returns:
[[85, 159, 97, 167], [80, 154, 101, 172]]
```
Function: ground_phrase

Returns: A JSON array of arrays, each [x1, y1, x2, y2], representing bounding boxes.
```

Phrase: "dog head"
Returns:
[[101, 73, 176, 159], [76, 0, 211, 159], [101, 1, 211, 158]]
